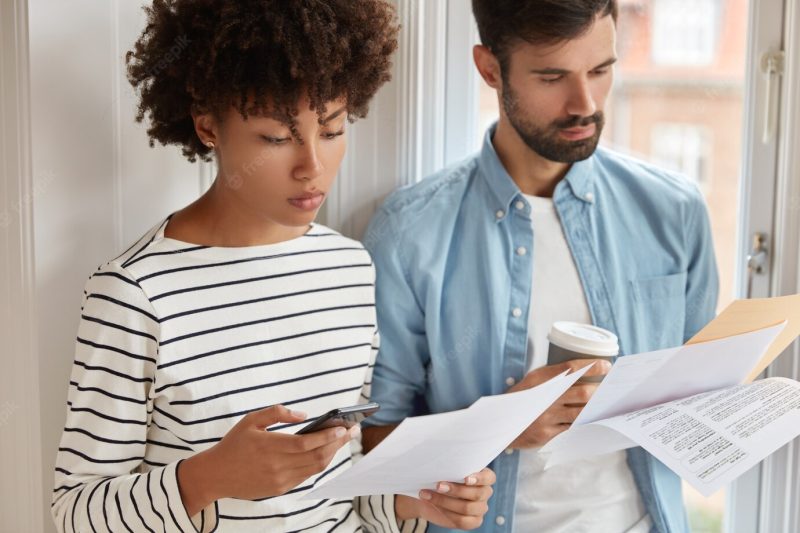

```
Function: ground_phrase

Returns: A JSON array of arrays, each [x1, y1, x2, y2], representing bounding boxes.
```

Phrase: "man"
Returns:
[[362, 0, 719, 531]]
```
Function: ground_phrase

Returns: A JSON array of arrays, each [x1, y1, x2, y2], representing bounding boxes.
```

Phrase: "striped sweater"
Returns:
[[51, 216, 425, 532]]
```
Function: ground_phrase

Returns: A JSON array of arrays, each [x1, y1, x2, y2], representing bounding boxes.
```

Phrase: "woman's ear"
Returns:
[[192, 112, 219, 148], [473, 44, 502, 90]]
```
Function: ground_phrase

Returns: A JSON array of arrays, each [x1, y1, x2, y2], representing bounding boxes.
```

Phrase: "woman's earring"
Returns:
[[206, 141, 215, 149]]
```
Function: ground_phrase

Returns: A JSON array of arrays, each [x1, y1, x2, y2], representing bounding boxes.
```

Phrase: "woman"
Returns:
[[51, 1, 494, 531]]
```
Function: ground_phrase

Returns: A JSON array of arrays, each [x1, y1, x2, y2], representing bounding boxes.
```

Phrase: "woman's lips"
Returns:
[[559, 123, 596, 141], [288, 192, 325, 211]]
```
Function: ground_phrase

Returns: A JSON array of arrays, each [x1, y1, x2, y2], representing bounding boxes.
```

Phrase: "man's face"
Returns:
[[499, 14, 617, 163]]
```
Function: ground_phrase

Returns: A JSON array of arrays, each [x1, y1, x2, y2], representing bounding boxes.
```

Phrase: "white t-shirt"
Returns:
[[514, 194, 651, 533]]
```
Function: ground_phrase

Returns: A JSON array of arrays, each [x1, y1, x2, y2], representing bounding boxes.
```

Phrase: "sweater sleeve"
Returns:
[[352, 329, 428, 533], [51, 262, 218, 533]]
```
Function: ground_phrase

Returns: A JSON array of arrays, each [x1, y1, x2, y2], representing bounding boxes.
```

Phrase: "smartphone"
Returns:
[[296, 402, 380, 435]]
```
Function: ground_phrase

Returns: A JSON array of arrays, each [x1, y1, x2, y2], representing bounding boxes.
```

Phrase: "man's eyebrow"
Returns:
[[321, 107, 347, 124], [530, 57, 618, 75]]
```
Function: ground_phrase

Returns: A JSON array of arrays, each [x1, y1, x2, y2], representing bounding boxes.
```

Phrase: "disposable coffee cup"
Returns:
[[547, 322, 619, 382]]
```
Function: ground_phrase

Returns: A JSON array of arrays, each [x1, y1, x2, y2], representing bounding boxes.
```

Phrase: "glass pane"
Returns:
[[476, 1, 750, 530]]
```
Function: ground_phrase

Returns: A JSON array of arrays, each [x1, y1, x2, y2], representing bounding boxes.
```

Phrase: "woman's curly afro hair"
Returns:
[[126, 0, 399, 162]]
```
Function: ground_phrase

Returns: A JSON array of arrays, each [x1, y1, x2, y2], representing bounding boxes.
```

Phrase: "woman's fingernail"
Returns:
[[437, 483, 450, 493], [348, 424, 361, 437], [335, 427, 347, 438], [419, 490, 432, 500], [290, 409, 307, 418], [466, 476, 477, 485]]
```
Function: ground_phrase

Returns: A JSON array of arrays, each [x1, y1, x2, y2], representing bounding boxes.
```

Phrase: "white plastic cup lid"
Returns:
[[548, 321, 619, 357]]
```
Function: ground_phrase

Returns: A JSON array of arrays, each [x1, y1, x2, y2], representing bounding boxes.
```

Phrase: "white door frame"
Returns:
[[0, 0, 44, 531]]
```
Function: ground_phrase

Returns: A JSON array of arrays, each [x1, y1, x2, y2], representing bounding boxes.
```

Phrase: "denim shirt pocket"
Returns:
[[630, 272, 688, 349]]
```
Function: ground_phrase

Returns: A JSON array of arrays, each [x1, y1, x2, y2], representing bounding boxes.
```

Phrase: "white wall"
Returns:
[[28, 1, 203, 529]]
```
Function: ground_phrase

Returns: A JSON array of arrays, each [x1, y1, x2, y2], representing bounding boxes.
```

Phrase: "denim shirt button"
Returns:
[[515, 200, 525, 210], [496, 209, 505, 219], [516, 246, 527, 256], [496, 515, 506, 526], [505, 376, 516, 386], [504, 448, 514, 455], [511, 307, 522, 318]]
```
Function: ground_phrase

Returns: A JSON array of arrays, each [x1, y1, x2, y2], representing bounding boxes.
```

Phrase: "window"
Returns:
[[651, 123, 712, 192], [652, 0, 719, 66]]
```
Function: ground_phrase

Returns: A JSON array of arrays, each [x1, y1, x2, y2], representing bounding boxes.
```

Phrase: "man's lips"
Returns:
[[559, 123, 596, 141], [288, 192, 325, 211]]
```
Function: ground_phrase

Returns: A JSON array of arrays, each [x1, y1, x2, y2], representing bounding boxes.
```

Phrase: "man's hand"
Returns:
[[395, 468, 496, 530], [507, 359, 611, 448]]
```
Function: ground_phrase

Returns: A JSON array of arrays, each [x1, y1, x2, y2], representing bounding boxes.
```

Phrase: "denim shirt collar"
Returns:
[[478, 122, 597, 221]]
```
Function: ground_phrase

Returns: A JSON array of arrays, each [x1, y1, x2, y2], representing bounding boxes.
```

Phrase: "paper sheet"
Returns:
[[688, 293, 800, 382], [588, 378, 800, 496], [573, 322, 786, 426], [543, 322, 800, 496], [302, 365, 591, 500]]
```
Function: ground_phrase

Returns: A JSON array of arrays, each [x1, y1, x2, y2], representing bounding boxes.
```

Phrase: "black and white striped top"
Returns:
[[51, 216, 425, 533]]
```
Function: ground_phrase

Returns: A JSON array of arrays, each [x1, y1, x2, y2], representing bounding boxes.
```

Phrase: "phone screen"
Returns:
[[296, 402, 380, 435]]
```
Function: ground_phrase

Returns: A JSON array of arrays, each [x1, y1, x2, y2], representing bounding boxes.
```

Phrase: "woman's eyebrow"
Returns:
[[321, 107, 347, 124]]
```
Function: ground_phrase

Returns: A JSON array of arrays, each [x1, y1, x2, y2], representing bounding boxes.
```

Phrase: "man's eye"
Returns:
[[262, 136, 290, 145], [541, 76, 563, 84]]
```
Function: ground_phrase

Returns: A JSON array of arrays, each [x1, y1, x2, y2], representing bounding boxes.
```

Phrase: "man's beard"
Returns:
[[502, 82, 604, 164]]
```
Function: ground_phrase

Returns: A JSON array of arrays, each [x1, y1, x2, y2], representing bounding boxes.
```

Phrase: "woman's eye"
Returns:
[[323, 130, 345, 140], [262, 135, 290, 145]]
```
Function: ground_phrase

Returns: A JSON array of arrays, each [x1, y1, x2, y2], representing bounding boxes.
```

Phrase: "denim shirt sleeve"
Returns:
[[683, 186, 720, 342], [361, 204, 431, 427]]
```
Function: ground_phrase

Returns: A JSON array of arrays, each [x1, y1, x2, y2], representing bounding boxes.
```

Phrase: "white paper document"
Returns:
[[544, 322, 800, 496], [303, 365, 592, 500]]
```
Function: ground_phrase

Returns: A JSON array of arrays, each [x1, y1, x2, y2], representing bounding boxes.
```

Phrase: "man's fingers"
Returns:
[[514, 359, 611, 392], [553, 406, 584, 424], [564, 358, 611, 377], [514, 364, 571, 390], [560, 383, 598, 405]]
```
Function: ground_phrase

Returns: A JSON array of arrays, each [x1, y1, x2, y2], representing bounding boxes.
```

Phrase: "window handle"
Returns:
[[746, 232, 769, 298], [761, 50, 784, 144]]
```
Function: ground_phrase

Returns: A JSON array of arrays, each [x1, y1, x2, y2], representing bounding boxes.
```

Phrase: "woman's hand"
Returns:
[[178, 404, 356, 516], [395, 468, 496, 530]]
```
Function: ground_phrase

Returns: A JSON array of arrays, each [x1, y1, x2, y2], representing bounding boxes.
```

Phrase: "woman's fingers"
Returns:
[[465, 467, 496, 487], [417, 467, 496, 511], [419, 488, 490, 516], [423, 482, 493, 504]]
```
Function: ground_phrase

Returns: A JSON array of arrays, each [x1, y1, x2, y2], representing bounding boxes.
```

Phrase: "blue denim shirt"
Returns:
[[362, 125, 719, 533]]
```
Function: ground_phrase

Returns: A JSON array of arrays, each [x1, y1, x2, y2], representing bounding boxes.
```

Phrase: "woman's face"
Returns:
[[208, 96, 347, 229]]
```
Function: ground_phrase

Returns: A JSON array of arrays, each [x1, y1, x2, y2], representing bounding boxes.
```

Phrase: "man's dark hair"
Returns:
[[472, 0, 618, 67], [126, 0, 399, 162]]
